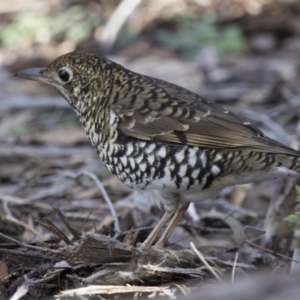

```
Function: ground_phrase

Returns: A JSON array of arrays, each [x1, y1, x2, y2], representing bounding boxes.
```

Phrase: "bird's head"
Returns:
[[15, 52, 114, 113]]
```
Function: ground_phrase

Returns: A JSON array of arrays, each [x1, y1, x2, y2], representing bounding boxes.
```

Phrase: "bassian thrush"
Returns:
[[16, 52, 300, 248]]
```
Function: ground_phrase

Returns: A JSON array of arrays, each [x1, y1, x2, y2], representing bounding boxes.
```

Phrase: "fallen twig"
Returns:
[[190, 242, 225, 284], [0, 232, 58, 254], [55, 284, 176, 299], [240, 228, 300, 264], [3, 215, 46, 240], [0, 248, 51, 261], [231, 251, 239, 283], [63, 170, 121, 236], [0, 145, 94, 158], [10, 273, 59, 300], [101, 0, 142, 51]]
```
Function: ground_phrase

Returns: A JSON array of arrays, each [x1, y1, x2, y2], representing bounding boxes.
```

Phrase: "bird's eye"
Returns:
[[58, 68, 71, 83]]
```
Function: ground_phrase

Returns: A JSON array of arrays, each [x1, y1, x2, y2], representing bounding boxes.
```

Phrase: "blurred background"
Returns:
[[1, 0, 300, 252], [2, 1, 300, 297]]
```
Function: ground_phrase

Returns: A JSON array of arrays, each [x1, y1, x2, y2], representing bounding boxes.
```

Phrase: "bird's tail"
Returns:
[[274, 153, 300, 175], [221, 150, 300, 183]]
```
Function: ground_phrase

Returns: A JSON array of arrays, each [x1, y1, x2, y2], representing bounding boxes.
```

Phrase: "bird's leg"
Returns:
[[154, 203, 190, 249], [140, 211, 174, 248]]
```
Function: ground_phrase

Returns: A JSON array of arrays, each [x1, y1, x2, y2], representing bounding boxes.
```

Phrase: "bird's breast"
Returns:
[[98, 140, 226, 193], [95, 139, 299, 195]]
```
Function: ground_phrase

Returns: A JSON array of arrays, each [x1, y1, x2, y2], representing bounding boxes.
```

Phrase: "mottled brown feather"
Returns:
[[111, 72, 299, 156]]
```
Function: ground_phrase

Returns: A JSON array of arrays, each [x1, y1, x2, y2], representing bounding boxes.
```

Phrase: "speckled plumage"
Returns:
[[16, 51, 300, 248]]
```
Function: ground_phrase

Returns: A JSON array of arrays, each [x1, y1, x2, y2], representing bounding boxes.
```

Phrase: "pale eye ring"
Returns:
[[58, 67, 72, 83]]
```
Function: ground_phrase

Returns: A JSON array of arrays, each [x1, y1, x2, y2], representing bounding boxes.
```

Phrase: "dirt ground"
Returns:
[[1, 1, 300, 299]]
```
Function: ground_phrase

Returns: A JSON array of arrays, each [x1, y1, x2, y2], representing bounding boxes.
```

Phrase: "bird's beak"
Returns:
[[14, 68, 54, 85]]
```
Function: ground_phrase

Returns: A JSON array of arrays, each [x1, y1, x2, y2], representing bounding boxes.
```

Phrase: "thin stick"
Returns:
[[23, 273, 59, 286], [231, 251, 239, 283], [0, 232, 58, 254], [101, 0, 142, 51], [0, 248, 51, 260], [239, 228, 300, 263], [190, 242, 226, 285], [245, 238, 300, 263], [10, 273, 59, 300], [4, 215, 46, 240], [63, 171, 121, 236], [2, 200, 12, 217]]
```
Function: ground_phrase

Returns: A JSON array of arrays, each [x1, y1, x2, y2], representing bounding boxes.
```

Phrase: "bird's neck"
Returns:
[[75, 68, 124, 163], [78, 101, 121, 163]]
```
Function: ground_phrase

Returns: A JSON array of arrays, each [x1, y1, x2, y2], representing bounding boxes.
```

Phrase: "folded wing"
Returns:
[[111, 72, 299, 156]]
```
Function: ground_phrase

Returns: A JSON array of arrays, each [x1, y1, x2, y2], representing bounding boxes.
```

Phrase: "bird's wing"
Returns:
[[111, 72, 298, 155]]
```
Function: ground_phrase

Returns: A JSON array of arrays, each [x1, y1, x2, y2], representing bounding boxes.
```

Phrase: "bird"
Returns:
[[15, 51, 300, 249]]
